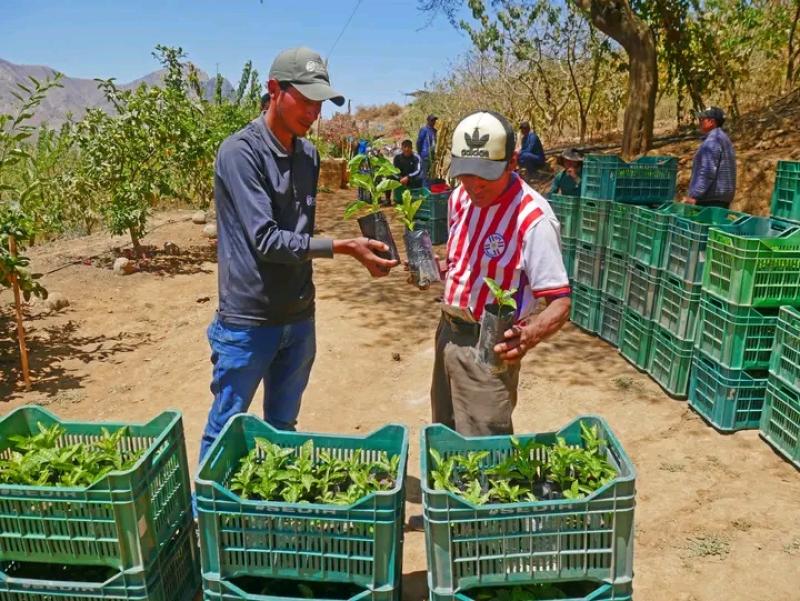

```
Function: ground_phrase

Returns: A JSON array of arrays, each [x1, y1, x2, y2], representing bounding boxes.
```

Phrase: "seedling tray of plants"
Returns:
[[694, 295, 779, 370], [769, 305, 800, 390], [661, 207, 749, 284], [0, 520, 199, 601], [195, 415, 408, 590], [420, 416, 636, 597], [202, 573, 398, 601], [548, 193, 579, 240], [580, 155, 677, 203], [702, 218, 800, 307], [759, 378, 800, 469], [449, 580, 633, 601], [0, 406, 191, 572], [647, 324, 694, 398], [689, 352, 768, 432]]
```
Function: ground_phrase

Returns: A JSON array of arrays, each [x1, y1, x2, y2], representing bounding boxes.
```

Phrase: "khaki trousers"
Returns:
[[430, 314, 520, 436]]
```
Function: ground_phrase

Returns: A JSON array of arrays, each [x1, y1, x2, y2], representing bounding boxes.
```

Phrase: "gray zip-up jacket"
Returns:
[[214, 116, 334, 326]]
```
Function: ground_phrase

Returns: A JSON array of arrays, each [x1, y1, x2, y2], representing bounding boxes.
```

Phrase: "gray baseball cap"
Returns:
[[269, 47, 345, 107]]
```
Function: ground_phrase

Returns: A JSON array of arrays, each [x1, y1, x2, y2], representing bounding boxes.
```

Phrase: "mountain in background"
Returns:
[[0, 58, 236, 127]]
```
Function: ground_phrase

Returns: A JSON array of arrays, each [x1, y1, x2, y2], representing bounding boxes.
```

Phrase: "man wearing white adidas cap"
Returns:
[[430, 110, 571, 436]]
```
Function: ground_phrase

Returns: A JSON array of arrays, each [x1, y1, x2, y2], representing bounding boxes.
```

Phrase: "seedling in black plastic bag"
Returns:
[[396, 189, 441, 289], [476, 277, 518, 373]]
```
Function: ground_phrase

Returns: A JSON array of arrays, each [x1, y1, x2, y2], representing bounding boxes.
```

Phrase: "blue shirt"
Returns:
[[214, 116, 333, 326], [688, 127, 737, 205], [416, 125, 437, 159], [520, 132, 545, 166]]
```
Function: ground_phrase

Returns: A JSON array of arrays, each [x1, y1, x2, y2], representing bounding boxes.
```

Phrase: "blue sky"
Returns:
[[2, 0, 472, 115]]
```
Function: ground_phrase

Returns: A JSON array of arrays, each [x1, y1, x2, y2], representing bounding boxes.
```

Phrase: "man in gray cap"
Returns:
[[199, 47, 398, 462], [684, 106, 737, 208]]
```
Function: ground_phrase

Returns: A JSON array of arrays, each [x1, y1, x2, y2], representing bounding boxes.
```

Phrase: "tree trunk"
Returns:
[[571, 0, 657, 156], [129, 227, 142, 256], [787, 1, 800, 90]]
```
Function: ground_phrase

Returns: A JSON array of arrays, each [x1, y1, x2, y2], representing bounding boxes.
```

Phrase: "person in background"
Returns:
[[417, 114, 438, 186], [199, 47, 398, 463], [260, 92, 270, 112], [425, 110, 571, 436], [550, 149, 584, 196], [517, 121, 546, 175], [684, 106, 736, 208], [393, 139, 422, 191]]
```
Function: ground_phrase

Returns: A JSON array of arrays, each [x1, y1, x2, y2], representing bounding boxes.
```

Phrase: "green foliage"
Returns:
[[483, 277, 517, 310], [394, 189, 423, 230], [343, 153, 403, 219], [229, 438, 400, 505], [0, 423, 144, 487], [429, 422, 617, 505], [472, 582, 569, 601]]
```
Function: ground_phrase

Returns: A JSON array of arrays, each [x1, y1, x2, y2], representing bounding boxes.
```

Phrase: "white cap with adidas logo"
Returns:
[[449, 111, 516, 181]]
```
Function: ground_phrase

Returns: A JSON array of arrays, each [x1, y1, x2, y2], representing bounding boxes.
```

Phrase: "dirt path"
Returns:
[[1, 191, 799, 601]]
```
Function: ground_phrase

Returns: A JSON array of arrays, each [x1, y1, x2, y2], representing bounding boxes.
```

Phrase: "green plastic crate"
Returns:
[[420, 417, 636, 597], [647, 324, 694, 398], [393, 187, 449, 221], [770, 160, 800, 223], [548, 193, 579, 239], [0, 522, 200, 601], [563, 239, 576, 280], [694, 295, 779, 370], [413, 218, 448, 245], [618, 308, 652, 370], [450, 581, 633, 601], [574, 242, 604, 288], [581, 155, 677, 203], [689, 352, 768, 432], [602, 250, 628, 302], [629, 203, 698, 268], [759, 378, 800, 469], [202, 575, 397, 601], [623, 261, 659, 319], [576, 198, 610, 246], [195, 415, 408, 590], [653, 273, 701, 340], [605, 202, 634, 253], [599, 295, 624, 347], [570, 282, 602, 334], [703, 219, 800, 307], [770, 305, 800, 390], [662, 207, 749, 283], [0, 407, 191, 572]]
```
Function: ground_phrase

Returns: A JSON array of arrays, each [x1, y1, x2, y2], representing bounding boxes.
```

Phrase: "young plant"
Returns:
[[483, 277, 517, 311], [343, 153, 403, 219], [394, 189, 423, 230]]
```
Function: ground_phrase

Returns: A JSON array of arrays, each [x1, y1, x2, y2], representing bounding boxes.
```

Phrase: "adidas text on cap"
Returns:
[[449, 111, 515, 181], [269, 47, 345, 107]]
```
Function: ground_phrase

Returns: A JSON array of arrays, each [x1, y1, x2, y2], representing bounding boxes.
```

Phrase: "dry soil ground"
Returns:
[[1, 191, 799, 601]]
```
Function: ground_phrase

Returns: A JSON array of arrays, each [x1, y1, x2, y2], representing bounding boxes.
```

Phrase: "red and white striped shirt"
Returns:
[[443, 175, 570, 322]]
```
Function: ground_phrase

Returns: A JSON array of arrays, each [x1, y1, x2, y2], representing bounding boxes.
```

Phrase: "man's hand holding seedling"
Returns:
[[333, 237, 398, 277], [493, 296, 571, 363]]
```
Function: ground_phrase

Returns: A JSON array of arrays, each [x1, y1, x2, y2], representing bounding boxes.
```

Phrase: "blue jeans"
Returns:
[[518, 152, 545, 173], [198, 316, 316, 462]]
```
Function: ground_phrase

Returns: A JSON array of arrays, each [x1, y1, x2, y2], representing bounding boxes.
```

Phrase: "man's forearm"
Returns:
[[524, 296, 571, 346]]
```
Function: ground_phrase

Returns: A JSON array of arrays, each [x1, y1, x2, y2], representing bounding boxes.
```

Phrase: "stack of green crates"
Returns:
[[769, 160, 800, 223], [690, 217, 800, 432], [196, 415, 409, 601], [402, 187, 450, 245], [761, 306, 800, 468], [0, 407, 200, 601], [548, 192, 579, 279], [420, 417, 636, 601], [570, 197, 606, 335]]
